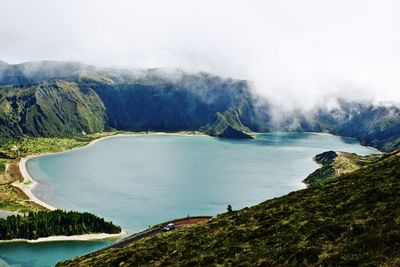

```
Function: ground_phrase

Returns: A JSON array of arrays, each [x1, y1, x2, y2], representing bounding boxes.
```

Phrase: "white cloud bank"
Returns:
[[1, 0, 399, 107]]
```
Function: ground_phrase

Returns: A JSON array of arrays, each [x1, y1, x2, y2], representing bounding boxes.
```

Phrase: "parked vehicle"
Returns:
[[163, 223, 175, 231]]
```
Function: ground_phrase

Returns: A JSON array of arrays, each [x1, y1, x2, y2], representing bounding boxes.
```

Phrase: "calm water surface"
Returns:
[[0, 133, 378, 266]]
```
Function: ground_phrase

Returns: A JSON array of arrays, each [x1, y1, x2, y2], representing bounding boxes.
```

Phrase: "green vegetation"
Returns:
[[1, 61, 400, 151], [329, 104, 400, 152], [0, 66, 263, 141], [227, 204, 232, 213], [59, 151, 400, 266], [0, 80, 106, 143], [0, 201, 32, 212], [304, 150, 382, 185], [0, 159, 7, 172], [201, 109, 254, 139], [0, 132, 118, 158], [0, 210, 121, 240]]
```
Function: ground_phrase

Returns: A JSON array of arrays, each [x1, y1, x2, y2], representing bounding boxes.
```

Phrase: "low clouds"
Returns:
[[1, 0, 399, 107]]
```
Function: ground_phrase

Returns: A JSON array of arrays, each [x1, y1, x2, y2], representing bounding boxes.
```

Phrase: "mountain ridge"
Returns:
[[0, 61, 399, 151]]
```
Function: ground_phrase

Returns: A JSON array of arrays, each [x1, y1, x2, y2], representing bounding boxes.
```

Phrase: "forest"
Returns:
[[0, 210, 121, 240]]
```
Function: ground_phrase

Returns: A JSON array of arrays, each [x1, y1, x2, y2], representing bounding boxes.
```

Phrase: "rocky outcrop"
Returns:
[[201, 109, 255, 139]]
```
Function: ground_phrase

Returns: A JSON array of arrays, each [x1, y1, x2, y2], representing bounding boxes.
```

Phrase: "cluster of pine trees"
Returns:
[[0, 210, 121, 240]]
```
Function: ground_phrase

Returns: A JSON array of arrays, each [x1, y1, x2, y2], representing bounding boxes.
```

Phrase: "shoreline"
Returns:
[[263, 131, 382, 153], [12, 131, 207, 212], [9, 130, 379, 213], [1, 130, 381, 244], [0, 230, 128, 244], [13, 155, 57, 210], [1, 131, 205, 243]]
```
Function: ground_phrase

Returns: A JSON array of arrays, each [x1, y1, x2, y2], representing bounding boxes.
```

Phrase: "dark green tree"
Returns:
[[227, 204, 233, 213], [0, 210, 121, 240]]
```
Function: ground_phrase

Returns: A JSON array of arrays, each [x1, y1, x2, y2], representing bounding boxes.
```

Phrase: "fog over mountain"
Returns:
[[1, 0, 400, 109]]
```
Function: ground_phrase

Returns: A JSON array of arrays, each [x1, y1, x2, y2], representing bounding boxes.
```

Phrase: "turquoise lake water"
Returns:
[[0, 133, 378, 266]]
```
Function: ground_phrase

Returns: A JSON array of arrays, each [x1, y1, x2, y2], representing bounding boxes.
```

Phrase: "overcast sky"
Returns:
[[1, 0, 399, 107]]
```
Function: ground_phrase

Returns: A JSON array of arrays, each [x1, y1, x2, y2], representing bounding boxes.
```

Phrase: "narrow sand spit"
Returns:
[[0, 231, 128, 243]]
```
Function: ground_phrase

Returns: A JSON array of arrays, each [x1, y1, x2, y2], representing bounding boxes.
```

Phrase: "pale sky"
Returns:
[[1, 0, 400, 107]]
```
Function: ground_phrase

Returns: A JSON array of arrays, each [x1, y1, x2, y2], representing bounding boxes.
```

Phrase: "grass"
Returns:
[[0, 132, 120, 159], [0, 159, 7, 172], [304, 151, 382, 185], [58, 150, 400, 266], [0, 201, 35, 213]]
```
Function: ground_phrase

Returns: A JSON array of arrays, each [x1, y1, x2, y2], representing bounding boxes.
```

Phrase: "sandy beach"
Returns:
[[13, 156, 57, 210], [0, 230, 128, 244]]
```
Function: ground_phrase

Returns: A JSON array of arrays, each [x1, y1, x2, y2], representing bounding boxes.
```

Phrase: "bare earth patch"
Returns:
[[0, 159, 45, 212]]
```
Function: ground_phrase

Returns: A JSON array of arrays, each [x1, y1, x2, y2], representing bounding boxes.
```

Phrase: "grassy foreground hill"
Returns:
[[59, 151, 400, 266]]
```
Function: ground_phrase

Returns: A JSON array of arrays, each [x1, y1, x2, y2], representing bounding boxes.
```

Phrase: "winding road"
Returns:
[[86, 216, 212, 256]]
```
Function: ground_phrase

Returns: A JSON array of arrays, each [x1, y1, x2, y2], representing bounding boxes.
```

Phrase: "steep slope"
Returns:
[[88, 75, 263, 132], [0, 72, 266, 141], [0, 61, 87, 86], [201, 109, 255, 139], [0, 61, 400, 152], [269, 100, 400, 152], [59, 151, 400, 266], [331, 105, 400, 152], [0, 80, 106, 142]]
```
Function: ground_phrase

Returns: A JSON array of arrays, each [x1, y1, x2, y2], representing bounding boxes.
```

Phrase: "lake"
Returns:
[[0, 133, 378, 266]]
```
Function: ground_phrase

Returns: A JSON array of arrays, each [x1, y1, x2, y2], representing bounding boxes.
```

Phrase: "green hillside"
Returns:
[[201, 108, 254, 139], [0, 80, 106, 142], [330, 104, 400, 152], [58, 151, 400, 266], [303, 150, 382, 185], [0, 61, 400, 152]]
